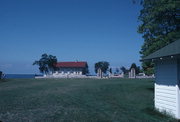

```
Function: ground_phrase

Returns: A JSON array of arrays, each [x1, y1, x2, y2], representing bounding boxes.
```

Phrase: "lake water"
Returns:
[[4, 74, 36, 79]]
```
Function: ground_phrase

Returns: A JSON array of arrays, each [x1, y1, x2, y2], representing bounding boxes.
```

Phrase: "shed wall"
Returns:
[[178, 59, 180, 118], [155, 59, 178, 85], [155, 59, 179, 119]]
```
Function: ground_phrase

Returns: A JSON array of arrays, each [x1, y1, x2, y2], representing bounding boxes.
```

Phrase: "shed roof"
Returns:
[[56, 62, 87, 68], [142, 39, 180, 61]]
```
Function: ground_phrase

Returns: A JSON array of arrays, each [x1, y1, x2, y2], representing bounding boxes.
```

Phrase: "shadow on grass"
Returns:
[[148, 80, 155, 83], [142, 107, 179, 122], [143, 107, 166, 117], [146, 87, 154, 92], [0, 79, 9, 84]]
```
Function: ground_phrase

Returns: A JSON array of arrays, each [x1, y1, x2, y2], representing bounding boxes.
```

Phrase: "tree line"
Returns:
[[33, 54, 141, 76]]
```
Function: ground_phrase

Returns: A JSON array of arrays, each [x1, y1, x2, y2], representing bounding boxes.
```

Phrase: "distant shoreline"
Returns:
[[4, 74, 40, 79]]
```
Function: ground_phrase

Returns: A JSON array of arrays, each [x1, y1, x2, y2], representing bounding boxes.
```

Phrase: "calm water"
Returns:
[[5, 74, 36, 79]]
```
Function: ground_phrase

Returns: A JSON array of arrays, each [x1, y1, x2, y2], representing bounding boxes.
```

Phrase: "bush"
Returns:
[[0, 71, 2, 79]]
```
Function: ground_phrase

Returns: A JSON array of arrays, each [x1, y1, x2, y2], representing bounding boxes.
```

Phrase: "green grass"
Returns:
[[0, 78, 177, 122]]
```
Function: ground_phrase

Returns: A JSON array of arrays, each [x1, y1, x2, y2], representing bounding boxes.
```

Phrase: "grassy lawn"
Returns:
[[0, 78, 177, 122]]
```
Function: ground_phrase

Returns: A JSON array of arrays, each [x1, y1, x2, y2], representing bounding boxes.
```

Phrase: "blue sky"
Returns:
[[0, 0, 143, 74]]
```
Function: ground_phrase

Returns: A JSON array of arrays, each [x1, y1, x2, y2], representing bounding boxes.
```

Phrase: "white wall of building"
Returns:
[[58, 68, 83, 75]]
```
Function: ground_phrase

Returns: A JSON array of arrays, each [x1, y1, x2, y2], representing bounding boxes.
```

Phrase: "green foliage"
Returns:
[[130, 63, 137, 70], [115, 68, 120, 74], [120, 66, 128, 74], [95, 61, 109, 74], [109, 68, 112, 74], [0, 71, 2, 79], [142, 62, 155, 76], [33, 53, 57, 74], [138, 0, 180, 74], [130, 63, 141, 74], [82, 64, 89, 75]]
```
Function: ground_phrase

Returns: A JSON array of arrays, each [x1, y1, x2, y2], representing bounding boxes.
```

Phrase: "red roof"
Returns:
[[56, 62, 87, 68]]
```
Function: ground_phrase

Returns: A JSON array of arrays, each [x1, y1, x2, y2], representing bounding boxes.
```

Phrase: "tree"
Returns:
[[33, 53, 57, 75], [95, 61, 109, 74], [120, 66, 128, 74], [109, 68, 112, 74], [82, 64, 89, 75], [130, 63, 137, 70], [115, 68, 120, 74], [138, 0, 180, 75], [142, 61, 154, 76], [0, 71, 2, 79], [130, 63, 141, 74], [137, 66, 142, 74], [47, 55, 58, 72]]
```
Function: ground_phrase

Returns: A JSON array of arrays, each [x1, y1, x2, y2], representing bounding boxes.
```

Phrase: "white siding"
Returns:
[[177, 86, 180, 119], [155, 84, 178, 118], [178, 59, 180, 119]]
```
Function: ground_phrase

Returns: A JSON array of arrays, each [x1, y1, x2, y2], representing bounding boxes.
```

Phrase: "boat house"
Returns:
[[142, 39, 180, 119], [55, 61, 88, 75]]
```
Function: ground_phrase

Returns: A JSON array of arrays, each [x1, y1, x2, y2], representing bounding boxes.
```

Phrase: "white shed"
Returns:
[[142, 39, 180, 119]]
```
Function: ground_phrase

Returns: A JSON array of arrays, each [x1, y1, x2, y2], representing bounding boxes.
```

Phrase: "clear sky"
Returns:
[[0, 0, 143, 74]]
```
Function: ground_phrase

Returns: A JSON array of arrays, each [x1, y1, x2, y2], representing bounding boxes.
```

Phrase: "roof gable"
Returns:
[[142, 39, 180, 61]]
